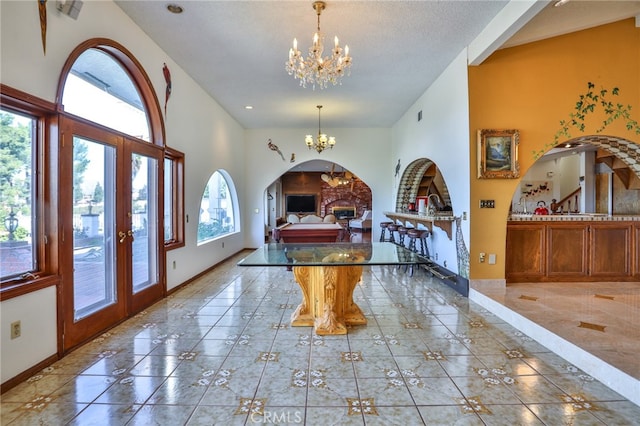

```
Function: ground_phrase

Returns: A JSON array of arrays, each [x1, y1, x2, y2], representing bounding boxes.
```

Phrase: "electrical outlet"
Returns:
[[172, 260, 176, 270], [479, 252, 486, 263], [10, 321, 21, 339], [435, 253, 438, 260], [222, 242, 225, 248], [480, 200, 495, 208], [463, 211, 467, 220]]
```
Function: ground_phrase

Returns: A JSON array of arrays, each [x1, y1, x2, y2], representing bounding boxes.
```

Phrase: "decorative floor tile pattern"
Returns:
[[2, 251, 639, 425]]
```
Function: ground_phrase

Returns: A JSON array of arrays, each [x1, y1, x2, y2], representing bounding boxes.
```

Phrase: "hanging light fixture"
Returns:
[[305, 105, 335, 153], [286, 1, 352, 90]]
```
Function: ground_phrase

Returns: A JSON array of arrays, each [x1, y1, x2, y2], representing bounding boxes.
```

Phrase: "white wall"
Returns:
[[1, 0, 246, 381], [391, 51, 471, 274], [0, 287, 57, 383]]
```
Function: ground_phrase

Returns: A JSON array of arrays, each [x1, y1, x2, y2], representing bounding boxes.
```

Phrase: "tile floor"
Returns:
[[2, 250, 640, 425], [470, 280, 640, 408]]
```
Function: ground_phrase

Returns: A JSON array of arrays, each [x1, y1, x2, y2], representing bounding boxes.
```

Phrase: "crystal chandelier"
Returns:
[[306, 105, 335, 153], [286, 1, 352, 90]]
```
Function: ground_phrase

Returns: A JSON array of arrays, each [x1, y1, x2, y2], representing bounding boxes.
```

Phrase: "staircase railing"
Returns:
[[550, 187, 581, 214]]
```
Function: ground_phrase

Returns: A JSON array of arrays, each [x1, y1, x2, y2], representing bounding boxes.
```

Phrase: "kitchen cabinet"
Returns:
[[506, 218, 637, 282]]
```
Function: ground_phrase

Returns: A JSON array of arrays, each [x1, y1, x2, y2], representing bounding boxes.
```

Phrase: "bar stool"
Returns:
[[379, 221, 393, 242], [397, 225, 414, 248], [407, 228, 421, 253], [418, 230, 431, 258], [405, 228, 423, 276], [386, 223, 399, 244]]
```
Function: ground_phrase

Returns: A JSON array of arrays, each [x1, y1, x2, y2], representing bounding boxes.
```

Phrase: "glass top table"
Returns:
[[237, 242, 427, 267], [238, 242, 428, 335]]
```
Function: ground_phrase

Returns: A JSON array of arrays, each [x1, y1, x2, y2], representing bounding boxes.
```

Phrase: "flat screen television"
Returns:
[[286, 194, 316, 214]]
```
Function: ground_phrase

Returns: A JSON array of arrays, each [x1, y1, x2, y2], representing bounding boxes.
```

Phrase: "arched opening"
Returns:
[[396, 158, 453, 213], [56, 38, 166, 352], [506, 135, 640, 284], [391, 158, 469, 288], [263, 160, 372, 242], [510, 136, 640, 216]]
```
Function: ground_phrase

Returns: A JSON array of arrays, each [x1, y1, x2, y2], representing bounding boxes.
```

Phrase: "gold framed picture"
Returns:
[[477, 129, 520, 179]]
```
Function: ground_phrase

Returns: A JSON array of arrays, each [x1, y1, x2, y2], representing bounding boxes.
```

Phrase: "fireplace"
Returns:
[[332, 206, 356, 219]]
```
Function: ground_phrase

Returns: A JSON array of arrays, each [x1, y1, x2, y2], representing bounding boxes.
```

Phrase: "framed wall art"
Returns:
[[477, 129, 520, 179]]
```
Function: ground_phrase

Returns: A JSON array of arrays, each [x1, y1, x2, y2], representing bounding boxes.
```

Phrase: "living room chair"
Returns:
[[287, 214, 300, 223], [323, 214, 337, 224], [300, 214, 323, 223], [348, 210, 372, 232]]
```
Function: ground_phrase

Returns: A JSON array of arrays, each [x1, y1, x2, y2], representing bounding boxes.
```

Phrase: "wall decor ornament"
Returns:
[[162, 63, 172, 117], [267, 139, 286, 161], [39, 0, 47, 55], [534, 82, 640, 159], [477, 129, 520, 179]]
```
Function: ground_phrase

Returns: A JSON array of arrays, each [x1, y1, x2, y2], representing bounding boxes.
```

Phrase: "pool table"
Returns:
[[272, 222, 345, 243]]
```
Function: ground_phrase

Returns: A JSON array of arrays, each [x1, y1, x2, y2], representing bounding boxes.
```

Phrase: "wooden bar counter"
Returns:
[[506, 214, 640, 283]]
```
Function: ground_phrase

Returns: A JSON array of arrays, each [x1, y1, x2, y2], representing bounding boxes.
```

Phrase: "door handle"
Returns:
[[119, 230, 135, 243]]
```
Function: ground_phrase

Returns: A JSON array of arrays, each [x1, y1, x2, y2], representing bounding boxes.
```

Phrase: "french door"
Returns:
[[59, 117, 164, 352]]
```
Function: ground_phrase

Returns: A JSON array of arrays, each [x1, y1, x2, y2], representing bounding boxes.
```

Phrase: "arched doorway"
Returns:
[[56, 39, 166, 352], [396, 158, 453, 212], [263, 160, 372, 241], [506, 135, 640, 283]]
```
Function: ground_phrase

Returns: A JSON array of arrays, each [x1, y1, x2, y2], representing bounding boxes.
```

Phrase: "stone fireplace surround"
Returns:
[[319, 180, 372, 219]]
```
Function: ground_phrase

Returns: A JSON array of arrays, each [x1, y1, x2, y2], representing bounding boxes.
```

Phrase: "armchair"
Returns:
[[348, 210, 372, 232]]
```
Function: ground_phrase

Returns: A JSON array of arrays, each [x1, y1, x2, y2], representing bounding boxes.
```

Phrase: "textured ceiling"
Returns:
[[114, 0, 640, 131]]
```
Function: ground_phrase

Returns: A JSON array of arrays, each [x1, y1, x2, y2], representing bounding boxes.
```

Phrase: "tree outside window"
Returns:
[[0, 110, 36, 278]]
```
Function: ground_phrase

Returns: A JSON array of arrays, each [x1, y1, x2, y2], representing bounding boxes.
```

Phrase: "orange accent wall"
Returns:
[[468, 19, 640, 280]]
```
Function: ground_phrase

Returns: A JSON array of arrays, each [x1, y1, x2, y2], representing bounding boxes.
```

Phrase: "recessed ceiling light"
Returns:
[[245, 105, 253, 110], [167, 4, 183, 14]]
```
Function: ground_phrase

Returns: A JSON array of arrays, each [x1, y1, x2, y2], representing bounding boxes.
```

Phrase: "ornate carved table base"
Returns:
[[290, 265, 367, 335]]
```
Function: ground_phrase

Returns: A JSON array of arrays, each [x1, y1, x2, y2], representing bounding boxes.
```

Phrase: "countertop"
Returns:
[[508, 213, 640, 222]]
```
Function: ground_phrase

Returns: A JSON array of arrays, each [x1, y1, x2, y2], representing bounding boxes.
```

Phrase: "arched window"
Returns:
[[197, 170, 239, 244], [62, 47, 150, 141]]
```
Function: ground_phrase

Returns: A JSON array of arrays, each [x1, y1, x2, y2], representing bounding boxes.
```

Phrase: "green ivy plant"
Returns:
[[533, 82, 640, 159]]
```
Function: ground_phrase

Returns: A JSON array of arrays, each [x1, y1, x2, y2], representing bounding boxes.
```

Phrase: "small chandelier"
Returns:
[[306, 105, 335, 153], [286, 1, 352, 90]]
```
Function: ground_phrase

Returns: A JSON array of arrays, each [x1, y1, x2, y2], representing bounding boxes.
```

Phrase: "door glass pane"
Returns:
[[0, 109, 37, 279], [132, 153, 158, 293], [163, 157, 173, 241], [73, 138, 117, 321]]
